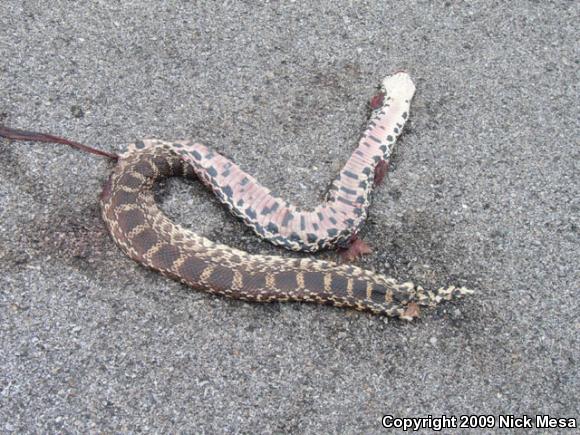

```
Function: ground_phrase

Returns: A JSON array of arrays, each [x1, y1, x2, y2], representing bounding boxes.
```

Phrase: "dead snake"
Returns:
[[1, 72, 472, 320]]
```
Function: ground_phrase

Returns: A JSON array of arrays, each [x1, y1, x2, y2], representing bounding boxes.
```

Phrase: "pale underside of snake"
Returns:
[[1, 72, 472, 320]]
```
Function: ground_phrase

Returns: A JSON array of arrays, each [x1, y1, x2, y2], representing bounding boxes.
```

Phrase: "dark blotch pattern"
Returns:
[[133, 160, 155, 178], [245, 207, 257, 220], [179, 255, 209, 286], [118, 173, 144, 190], [207, 265, 235, 291], [281, 212, 294, 227], [131, 228, 158, 256], [118, 208, 145, 234], [303, 272, 324, 292], [112, 190, 138, 208], [371, 285, 388, 304], [151, 244, 181, 270], [352, 279, 368, 300], [275, 271, 298, 292], [289, 233, 301, 242], [343, 170, 358, 179], [151, 155, 171, 174], [340, 186, 357, 195], [242, 272, 267, 294], [222, 185, 233, 198], [331, 275, 348, 297]]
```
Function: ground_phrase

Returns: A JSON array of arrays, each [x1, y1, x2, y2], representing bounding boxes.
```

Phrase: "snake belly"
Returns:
[[122, 72, 417, 253], [100, 77, 472, 320]]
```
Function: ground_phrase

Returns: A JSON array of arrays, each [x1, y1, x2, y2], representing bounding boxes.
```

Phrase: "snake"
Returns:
[[1, 72, 472, 320]]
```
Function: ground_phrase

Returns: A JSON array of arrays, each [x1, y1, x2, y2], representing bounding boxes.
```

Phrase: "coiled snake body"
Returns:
[[2, 72, 472, 320]]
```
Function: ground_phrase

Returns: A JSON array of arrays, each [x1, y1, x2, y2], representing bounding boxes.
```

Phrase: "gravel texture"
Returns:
[[1, 1, 578, 433]]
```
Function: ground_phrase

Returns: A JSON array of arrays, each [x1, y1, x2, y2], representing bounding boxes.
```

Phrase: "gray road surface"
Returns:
[[1, 1, 578, 433]]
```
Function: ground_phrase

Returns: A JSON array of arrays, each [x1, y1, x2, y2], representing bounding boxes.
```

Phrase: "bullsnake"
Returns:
[[1, 72, 472, 320]]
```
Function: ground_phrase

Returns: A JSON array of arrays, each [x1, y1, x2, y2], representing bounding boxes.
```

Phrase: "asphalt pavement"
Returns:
[[1, 1, 578, 433]]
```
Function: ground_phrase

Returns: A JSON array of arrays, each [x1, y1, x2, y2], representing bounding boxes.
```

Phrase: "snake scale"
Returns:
[[1, 72, 472, 320]]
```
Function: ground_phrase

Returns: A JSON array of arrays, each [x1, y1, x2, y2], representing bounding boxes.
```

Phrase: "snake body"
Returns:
[[96, 73, 471, 319], [124, 73, 416, 252], [0, 72, 472, 319]]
